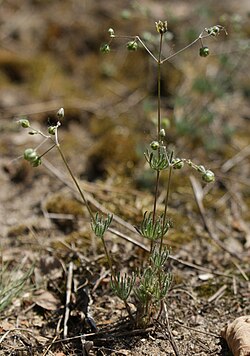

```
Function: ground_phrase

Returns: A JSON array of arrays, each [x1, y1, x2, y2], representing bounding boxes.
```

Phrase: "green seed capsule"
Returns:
[[24, 148, 37, 161], [48, 126, 56, 135], [173, 159, 184, 169], [31, 156, 42, 167], [127, 41, 138, 51], [18, 118, 30, 128], [202, 170, 215, 183], [199, 47, 210, 57]]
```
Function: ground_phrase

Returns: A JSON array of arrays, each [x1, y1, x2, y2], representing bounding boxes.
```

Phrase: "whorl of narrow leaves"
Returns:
[[91, 213, 113, 238], [111, 272, 136, 301], [136, 211, 171, 241]]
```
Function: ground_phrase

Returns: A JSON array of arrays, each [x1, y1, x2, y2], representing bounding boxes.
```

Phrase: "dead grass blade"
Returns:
[[190, 175, 242, 260]]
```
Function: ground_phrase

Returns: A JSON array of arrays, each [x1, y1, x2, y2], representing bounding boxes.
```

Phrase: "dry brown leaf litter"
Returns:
[[222, 316, 250, 356]]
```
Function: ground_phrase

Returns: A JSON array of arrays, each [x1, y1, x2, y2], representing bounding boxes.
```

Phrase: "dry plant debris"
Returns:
[[221, 316, 250, 356]]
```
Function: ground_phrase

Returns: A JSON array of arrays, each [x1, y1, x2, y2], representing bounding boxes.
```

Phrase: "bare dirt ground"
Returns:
[[0, 1, 249, 355]]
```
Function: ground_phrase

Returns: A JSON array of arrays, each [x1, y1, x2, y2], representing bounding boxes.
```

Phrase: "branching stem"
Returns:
[[56, 144, 94, 221]]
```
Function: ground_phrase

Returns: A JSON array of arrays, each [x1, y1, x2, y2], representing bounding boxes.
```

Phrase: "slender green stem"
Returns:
[[39, 143, 57, 158], [155, 291, 164, 323], [160, 158, 173, 253], [54, 130, 121, 319], [136, 36, 158, 62], [56, 144, 94, 221], [101, 236, 135, 321], [34, 136, 50, 152], [152, 33, 163, 252], [157, 34, 163, 139], [150, 33, 165, 254], [101, 237, 116, 280], [161, 32, 212, 64], [151, 170, 160, 252]]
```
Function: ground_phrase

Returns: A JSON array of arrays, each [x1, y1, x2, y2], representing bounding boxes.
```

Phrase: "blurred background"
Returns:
[[1, 0, 249, 225]]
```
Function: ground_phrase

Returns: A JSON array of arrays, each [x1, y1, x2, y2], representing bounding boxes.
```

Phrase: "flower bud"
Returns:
[[108, 28, 115, 37], [199, 46, 210, 57], [150, 141, 160, 150], [159, 128, 166, 138], [127, 41, 138, 51], [207, 26, 220, 36], [197, 165, 206, 173], [202, 170, 215, 183], [100, 43, 110, 54], [18, 118, 30, 128], [57, 108, 64, 119], [155, 20, 168, 34]]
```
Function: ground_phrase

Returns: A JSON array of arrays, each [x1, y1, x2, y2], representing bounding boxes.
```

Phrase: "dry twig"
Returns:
[[64, 261, 74, 339]]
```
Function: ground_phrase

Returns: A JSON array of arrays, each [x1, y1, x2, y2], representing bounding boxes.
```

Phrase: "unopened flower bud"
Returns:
[[155, 20, 168, 34], [150, 141, 160, 150], [159, 128, 166, 138], [100, 43, 110, 54], [57, 108, 64, 119], [202, 170, 215, 183], [108, 28, 115, 37], [199, 46, 210, 57], [207, 26, 220, 36], [197, 165, 206, 173]]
